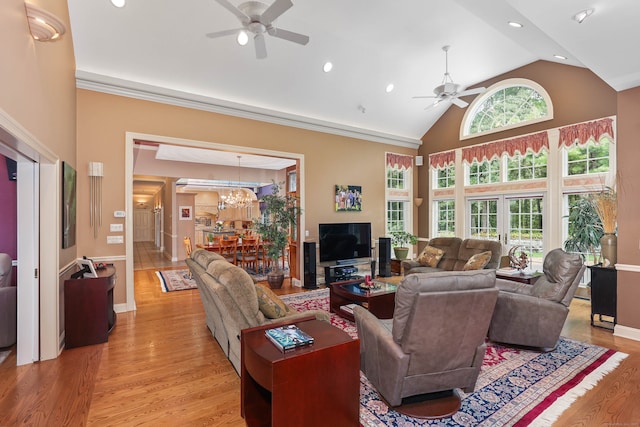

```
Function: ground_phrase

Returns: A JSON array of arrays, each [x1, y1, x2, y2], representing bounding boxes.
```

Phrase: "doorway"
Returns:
[[124, 133, 306, 313]]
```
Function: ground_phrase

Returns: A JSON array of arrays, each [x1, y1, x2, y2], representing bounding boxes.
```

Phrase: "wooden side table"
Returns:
[[588, 264, 617, 329], [390, 258, 403, 275], [241, 318, 360, 427], [496, 271, 542, 285]]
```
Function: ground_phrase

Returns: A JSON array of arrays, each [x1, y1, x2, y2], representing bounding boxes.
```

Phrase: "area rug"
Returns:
[[280, 289, 628, 426], [156, 269, 197, 292]]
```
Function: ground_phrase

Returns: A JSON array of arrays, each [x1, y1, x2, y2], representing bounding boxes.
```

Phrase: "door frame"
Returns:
[[124, 132, 306, 312]]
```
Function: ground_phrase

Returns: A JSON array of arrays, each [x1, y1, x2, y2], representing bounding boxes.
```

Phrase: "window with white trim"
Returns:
[[434, 199, 455, 237], [435, 164, 455, 189], [566, 137, 610, 176], [506, 150, 548, 181], [461, 79, 553, 139], [385, 153, 413, 235], [468, 158, 501, 185]]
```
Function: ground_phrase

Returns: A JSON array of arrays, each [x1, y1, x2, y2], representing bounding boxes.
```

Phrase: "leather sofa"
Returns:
[[0, 253, 16, 347], [401, 237, 502, 275], [353, 270, 498, 407], [186, 248, 329, 373]]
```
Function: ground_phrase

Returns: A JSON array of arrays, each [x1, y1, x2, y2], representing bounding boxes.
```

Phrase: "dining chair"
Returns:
[[237, 236, 260, 271], [219, 236, 239, 265]]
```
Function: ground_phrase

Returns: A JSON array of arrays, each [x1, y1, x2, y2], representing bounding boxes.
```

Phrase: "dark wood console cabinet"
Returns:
[[64, 265, 117, 348], [588, 264, 617, 329]]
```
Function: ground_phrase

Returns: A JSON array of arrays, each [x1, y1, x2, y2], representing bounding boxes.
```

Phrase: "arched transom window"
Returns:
[[461, 78, 553, 139]]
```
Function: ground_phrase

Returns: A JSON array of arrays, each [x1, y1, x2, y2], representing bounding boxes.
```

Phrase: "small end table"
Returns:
[[495, 271, 542, 285], [241, 318, 360, 427]]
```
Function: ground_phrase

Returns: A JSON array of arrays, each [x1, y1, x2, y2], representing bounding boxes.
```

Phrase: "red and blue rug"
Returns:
[[280, 288, 627, 426]]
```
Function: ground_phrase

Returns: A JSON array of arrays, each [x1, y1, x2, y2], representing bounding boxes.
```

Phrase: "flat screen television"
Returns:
[[319, 222, 372, 263]]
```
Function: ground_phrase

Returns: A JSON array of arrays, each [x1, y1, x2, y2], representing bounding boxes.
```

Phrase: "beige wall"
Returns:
[[76, 90, 416, 304]]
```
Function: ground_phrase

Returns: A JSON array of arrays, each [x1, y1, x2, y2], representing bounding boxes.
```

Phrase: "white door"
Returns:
[[133, 209, 153, 242], [467, 193, 545, 271]]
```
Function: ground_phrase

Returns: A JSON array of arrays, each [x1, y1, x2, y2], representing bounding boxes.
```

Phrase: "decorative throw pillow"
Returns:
[[255, 284, 290, 319], [463, 251, 492, 271], [417, 246, 445, 267]]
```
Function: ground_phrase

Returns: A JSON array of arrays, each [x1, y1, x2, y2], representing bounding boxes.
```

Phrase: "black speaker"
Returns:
[[378, 237, 391, 277], [303, 241, 317, 289]]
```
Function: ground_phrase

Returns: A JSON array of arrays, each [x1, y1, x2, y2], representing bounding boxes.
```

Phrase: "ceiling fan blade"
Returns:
[[412, 95, 438, 99], [458, 86, 486, 97], [254, 33, 267, 59], [206, 28, 242, 39], [451, 97, 469, 108], [260, 0, 293, 25], [267, 27, 309, 45], [214, 0, 250, 23]]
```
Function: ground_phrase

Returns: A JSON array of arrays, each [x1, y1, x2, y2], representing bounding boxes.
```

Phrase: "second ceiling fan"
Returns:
[[206, 0, 309, 59], [413, 46, 486, 109]]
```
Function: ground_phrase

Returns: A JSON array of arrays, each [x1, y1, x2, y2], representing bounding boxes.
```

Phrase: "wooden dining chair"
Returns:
[[219, 236, 239, 265], [236, 236, 260, 271], [183, 237, 193, 278]]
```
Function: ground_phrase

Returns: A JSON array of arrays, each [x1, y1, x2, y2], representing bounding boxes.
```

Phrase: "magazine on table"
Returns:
[[265, 324, 314, 351]]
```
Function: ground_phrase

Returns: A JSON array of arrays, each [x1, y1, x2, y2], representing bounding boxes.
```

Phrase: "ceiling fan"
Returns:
[[413, 45, 486, 109], [206, 0, 309, 59]]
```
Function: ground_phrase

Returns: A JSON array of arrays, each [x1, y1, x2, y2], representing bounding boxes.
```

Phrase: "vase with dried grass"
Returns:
[[591, 187, 617, 267]]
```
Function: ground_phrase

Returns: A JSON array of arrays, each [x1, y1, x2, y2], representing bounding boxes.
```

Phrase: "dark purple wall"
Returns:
[[0, 156, 17, 286]]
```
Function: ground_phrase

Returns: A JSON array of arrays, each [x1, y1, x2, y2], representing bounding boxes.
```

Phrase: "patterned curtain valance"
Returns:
[[386, 153, 413, 170], [462, 131, 549, 164], [558, 117, 614, 148], [429, 151, 455, 169]]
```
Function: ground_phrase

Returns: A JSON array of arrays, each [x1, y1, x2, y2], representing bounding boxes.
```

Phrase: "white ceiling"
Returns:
[[68, 0, 640, 148]]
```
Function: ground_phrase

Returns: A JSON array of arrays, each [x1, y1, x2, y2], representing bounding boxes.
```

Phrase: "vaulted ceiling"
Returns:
[[68, 0, 640, 149]]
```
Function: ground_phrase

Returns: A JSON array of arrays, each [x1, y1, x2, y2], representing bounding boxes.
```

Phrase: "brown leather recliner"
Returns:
[[488, 248, 586, 350], [353, 270, 498, 407]]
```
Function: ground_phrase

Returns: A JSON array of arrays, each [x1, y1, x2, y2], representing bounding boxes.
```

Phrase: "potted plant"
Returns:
[[253, 182, 301, 289], [563, 197, 603, 264], [390, 231, 418, 260]]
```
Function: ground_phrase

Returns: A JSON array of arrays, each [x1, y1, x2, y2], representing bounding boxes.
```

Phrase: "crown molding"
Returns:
[[75, 71, 421, 149]]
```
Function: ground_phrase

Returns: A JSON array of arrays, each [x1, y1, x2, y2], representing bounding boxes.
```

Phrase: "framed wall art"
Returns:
[[179, 205, 193, 220], [335, 185, 362, 212]]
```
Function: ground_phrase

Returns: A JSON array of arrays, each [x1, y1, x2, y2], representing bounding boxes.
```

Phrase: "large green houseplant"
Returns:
[[254, 182, 300, 288], [390, 231, 418, 260], [563, 197, 603, 263]]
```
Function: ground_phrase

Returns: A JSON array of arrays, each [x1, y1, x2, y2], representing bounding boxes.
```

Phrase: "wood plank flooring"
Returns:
[[1, 266, 640, 426]]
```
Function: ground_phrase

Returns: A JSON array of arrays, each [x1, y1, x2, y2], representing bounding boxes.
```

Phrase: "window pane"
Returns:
[[435, 200, 455, 237], [567, 139, 610, 176]]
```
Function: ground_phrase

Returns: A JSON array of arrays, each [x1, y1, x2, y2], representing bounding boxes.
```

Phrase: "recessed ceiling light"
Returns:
[[385, 83, 394, 93], [554, 54, 568, 60], [110, 0, 126, 7], [237, 31, 249, 46], [573, 8, 594, 24], [508, 21, 523, 28], [323, 62, 333, 73]]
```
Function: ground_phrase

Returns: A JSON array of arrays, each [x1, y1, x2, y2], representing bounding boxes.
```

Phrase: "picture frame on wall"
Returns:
[[179, 205, 193, 220], [335, 185, 362, 212], [62, 161, 77, 249]]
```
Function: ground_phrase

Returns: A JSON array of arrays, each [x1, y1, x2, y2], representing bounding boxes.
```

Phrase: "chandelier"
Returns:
[[218, 156, 257, 210]]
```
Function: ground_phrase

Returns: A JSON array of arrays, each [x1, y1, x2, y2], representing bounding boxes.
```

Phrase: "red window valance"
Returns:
[[386, 153, 413, 170], [462, 131, 549, 164], [429, 151, 455, 169], [558, 118, 614, 148]]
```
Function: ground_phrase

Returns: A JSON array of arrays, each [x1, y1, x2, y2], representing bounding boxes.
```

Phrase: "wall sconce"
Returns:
[[89, 162, 104, 238], [414, 197, 424, 207], [24, 3, 66, 42]]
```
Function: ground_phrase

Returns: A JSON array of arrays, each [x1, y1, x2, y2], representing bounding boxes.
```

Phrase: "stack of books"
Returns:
[[265, 324, 314, 351]]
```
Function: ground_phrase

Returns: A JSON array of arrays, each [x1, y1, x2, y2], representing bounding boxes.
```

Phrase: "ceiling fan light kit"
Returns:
[[207, 0, 309, 59], [413, 45, 486, 110]]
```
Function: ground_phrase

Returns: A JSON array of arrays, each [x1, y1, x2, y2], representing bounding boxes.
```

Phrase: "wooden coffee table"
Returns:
[[329, 276, 402, 321]]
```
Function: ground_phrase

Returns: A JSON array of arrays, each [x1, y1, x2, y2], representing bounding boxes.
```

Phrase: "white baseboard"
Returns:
[[614, 324, 640, 342]]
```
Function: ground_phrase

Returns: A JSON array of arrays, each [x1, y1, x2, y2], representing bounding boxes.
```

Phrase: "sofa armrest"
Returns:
[[279, 310, 330, 323], [401, 259, 421, 271]]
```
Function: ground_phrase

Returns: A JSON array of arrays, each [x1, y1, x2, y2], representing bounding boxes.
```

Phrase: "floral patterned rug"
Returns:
[[280, 289, 628, 426]]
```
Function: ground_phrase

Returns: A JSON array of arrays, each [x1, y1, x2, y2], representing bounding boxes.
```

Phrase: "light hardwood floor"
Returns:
[[1, 256, 639, 425]]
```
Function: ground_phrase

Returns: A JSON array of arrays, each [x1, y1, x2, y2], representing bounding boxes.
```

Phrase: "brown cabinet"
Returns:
[[64, 266, 117, 348], [241, 318, 360, 427]]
